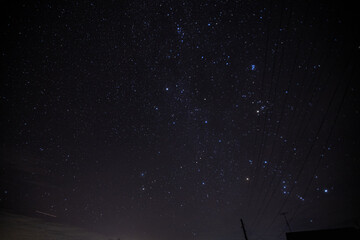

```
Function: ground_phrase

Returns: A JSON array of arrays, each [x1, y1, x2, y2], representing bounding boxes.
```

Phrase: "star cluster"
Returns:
[[1, 1, 359, 240]]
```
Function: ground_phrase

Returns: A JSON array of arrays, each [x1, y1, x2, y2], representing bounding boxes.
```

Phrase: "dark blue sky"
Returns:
[[1, 1, 359, 239]]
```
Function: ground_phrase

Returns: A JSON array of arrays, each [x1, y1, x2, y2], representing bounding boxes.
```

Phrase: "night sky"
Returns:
[[1, 1, 359, 240]]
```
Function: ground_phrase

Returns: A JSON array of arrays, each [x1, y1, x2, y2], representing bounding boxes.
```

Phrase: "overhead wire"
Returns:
[[263, 48, 352, 235], [276, 62, 355, 239], [246, 0, 286, 209], [288, 61, 355, 225], [247, 1, 325, 229], [250, 11, 338, 232], [243, 0, 273, 218]]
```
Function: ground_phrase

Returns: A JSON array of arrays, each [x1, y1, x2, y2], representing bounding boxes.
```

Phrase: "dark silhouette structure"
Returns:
[[240, 219, 249, 240], [286, 227, 360, 240]]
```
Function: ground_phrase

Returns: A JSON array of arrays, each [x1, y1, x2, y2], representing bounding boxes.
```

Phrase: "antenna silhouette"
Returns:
[[281, 212, 292, 232]]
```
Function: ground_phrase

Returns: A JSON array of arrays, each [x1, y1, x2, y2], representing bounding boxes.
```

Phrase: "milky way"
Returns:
[[1, 1, 359, 240]]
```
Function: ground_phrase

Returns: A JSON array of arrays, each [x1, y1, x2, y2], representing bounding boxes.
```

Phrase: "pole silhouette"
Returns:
[[241, 218, 249, 240]]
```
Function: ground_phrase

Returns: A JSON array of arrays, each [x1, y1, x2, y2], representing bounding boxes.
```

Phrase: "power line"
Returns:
[[288, 62, 355, 225], [250, 5, 339, 229], [263, 56, 353, 235], [247, 0, 287, 209]]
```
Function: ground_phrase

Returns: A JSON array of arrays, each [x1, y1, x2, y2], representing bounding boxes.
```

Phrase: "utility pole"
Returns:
[[281, 212, 292, 232], [240, 218, 249, 240]]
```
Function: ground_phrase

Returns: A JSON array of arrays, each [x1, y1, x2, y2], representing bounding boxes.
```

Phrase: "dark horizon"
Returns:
[[1, 1, 359, 239]]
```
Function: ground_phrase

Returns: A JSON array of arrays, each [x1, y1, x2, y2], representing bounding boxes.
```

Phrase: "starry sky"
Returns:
[[1, 1, 359, 240]]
